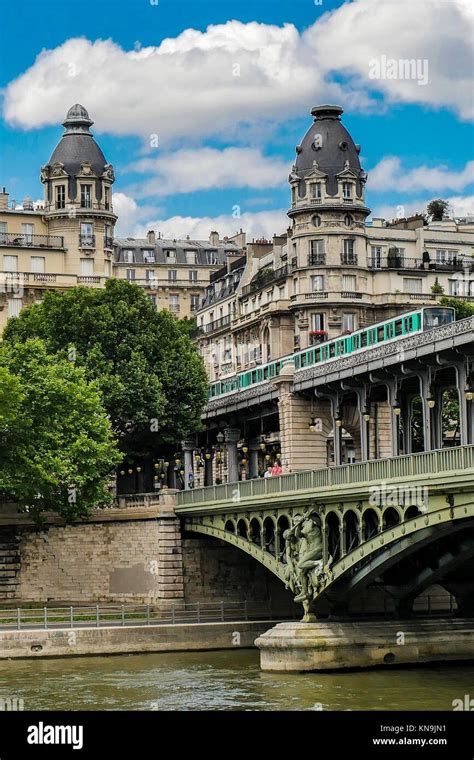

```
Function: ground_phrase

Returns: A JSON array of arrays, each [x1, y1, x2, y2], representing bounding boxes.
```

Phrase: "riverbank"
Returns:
[[0, 620, 280, 660]]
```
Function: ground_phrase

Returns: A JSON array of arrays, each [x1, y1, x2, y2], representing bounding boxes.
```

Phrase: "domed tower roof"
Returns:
[[294, 105, 365, 196], [47, 104, 108, 178]]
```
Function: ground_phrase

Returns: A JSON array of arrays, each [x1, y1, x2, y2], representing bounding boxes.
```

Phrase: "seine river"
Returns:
[[0, 650, 472, 711]]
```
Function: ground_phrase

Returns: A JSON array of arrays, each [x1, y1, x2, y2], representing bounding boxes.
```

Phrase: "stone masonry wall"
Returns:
[[13, 516, 184, 604]]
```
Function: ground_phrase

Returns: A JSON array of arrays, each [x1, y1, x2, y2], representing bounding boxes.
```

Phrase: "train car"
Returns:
[[207, 307, 455, 399]]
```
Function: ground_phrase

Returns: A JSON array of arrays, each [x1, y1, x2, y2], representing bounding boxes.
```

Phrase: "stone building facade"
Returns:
[[0, 104, 243, 334]]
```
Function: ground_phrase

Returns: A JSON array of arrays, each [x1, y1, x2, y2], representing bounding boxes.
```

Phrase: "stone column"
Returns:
[[224, 428, 240, 483], [156, 490, 184, 600], [455, 362, 471, 446], [181, 439, 195, 490], [204, 454, 213, 486], [401, 395, 415, 455], [330, 395, 342, 467], [385, 379, 400, 457], [355, 386, 369, 462], [249, 438, 260, 479], [417, 370, 435, 451]]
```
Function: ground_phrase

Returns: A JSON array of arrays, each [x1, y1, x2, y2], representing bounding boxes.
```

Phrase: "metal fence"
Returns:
[[177, 444, 474, 506], [0, 600, 285, 631]]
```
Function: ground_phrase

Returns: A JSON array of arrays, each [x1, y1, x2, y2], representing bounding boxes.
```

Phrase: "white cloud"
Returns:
[[126, 147, 289, 197], [3, 0, 473, 144], [369, 158, 474, 193], [113, 194, 287, 240]]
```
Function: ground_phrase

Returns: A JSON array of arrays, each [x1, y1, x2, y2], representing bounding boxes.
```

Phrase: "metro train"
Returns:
[[207, 307, 455, 400]]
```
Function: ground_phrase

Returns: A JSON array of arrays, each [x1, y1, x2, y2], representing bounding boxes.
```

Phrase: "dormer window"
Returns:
[[342, 182, 352, 199], [185, 250, 197, 264], [123, 249, 135, 263], [143, 249, 155, 263], [55, 185, 66, 209], [80, 184, 92, 208], [165, 249, 176, 263], [311, 183, 322, 199]]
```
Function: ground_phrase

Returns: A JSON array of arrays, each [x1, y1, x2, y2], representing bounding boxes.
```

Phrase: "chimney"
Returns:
[[209, 230, 219, 246], [0, 187, 9, 210], [147, 230, 156, 244]]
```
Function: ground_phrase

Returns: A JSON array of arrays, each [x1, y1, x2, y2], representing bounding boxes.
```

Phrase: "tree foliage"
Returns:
[[427, 199, 449, 222], [3, 280, 208, 458], [0, 339, 120, 521], [439, 297, 474, 320]]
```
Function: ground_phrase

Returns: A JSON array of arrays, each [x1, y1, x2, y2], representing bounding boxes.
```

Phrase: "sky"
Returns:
[[0, 0, 473, 240]]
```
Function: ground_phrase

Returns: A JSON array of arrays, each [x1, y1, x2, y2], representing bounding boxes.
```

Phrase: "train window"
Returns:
[[423, 308, 454, 330], [360, 331, 367, 348]]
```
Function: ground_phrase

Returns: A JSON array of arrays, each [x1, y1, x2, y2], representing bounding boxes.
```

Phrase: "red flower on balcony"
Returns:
[[309, 330, 327, 336]]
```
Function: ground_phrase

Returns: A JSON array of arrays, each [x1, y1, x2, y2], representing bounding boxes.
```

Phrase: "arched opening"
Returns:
[[224, 520, 235, 533], [248, 518, 262, 546], [363, 508, 379, 540], [263, 517, 276, 555], [326, 512, 341, 562], [405, 505, 423, 521], [441, 387, 460, 448], [277, 516, 290, 562], [237, 518, 247, 538], [343, 510, 360, 554], [383, 507, 401, 530]]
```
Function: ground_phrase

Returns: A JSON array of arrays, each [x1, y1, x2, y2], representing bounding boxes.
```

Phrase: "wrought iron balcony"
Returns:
[[0, 232, 64, 249], [367, 256, 469, 272], [341, 252, 358, 265], [104, 236, 114, 249], [79, 234, 95, 247], [308, 253, 326, 266], [241, 264, 288, 297]]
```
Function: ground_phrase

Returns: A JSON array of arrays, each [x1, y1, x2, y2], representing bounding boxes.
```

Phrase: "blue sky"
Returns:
[[1, 0, 473, 239]]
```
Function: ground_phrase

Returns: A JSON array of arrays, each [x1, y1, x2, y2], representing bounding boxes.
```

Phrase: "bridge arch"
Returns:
[[382, 506, 402, 529], [362, 507, 380, 540]]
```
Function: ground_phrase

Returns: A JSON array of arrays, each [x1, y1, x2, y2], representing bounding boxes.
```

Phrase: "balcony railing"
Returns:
[[308, 253, 326, 266], [0, 232, 64, 249], [305, 291, 328, 299], [241, 264, 288, 297], [104, 236, 114, 249], [79, 234, 95, 248], [341, 291, 362, 299], [77, 276, 101, 284], [341, 252, 358, 265], [367, 256, 469, 272]]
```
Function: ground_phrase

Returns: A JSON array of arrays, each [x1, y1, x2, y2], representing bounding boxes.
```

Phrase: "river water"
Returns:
[[0, 650, 472, 711]]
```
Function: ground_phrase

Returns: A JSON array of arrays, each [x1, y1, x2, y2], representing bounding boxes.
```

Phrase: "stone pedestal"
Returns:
[[255, 618, 474, 672]]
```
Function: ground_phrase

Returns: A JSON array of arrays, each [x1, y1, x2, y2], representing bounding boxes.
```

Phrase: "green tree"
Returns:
[[3, 279, 207, 458], [0, 339, 120, 521], [439, 296, 474, 320], [427, 199, 449, 222]]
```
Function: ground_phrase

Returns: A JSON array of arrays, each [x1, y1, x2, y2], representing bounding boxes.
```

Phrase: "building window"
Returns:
[[190, 294, 200, 311], [104, 186, 110, 210], [342, 239, 357, 264], [293, 278, 298, 295], [104, 225, 113, 248], [21, 223, 34, 244], [55, 185, 66, 209], [143, 249, 155, 263], [165, 249, 176, 263], [148, 294, 157, 307], [206, 250, 217, 265], [30, 257, 45, 273], [189, 270, 198, 283], [312, 215, 322, 227], [266, 289, 273, 303], [123, 249, 134, 263], [104, 260, 111, 277], [342, 274, 357, 292], [403, 277, 422, 294], [310, 239, 325, 264], [279, 285, 285, 299], [311, 313, 325, 331], [80, 184, 92, 208], [8, 298, 22, 318], [311, 275, 324, 292], [436, 249, 458, 264], [370, 245, 382, 267], [3, 255, 18, 272], [342, 313, 356, 332], [169, 295, 179, 313], [344, 214, 353, 227], [126, 269, 136, 281], [80, 223, 94, 247], [80, 258, 94, 276], [449, 279, 462, 296], [168, 269, 177, 282], [185, 251, 197, 264], [146, 269, 155, 282], [291, 186, 296, 205], [311, 183, 322, 199], [342, 182, 352, 199]]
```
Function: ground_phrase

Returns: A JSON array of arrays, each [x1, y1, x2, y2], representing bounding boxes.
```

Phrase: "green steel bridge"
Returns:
[[176, 445, 474, 617]]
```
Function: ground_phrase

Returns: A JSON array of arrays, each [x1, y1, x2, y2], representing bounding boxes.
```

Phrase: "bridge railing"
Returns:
[[177, 445, 474, 506]]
